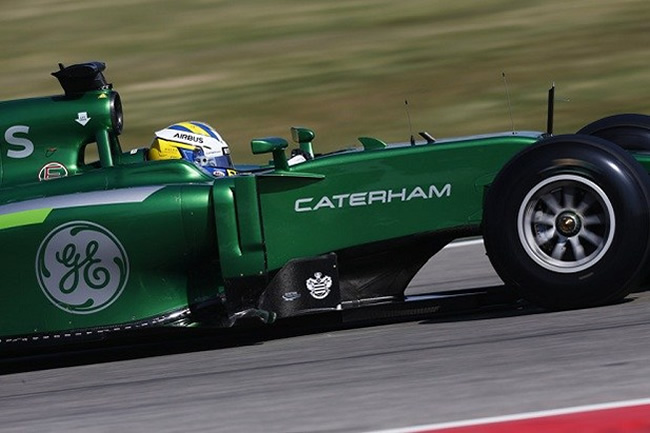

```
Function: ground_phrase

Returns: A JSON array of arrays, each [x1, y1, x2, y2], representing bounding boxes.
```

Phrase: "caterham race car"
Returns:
[[2, 61, 650, 348]]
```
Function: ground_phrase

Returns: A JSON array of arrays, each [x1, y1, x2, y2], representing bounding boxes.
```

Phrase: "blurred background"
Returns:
[[1, 0, 649, 163]]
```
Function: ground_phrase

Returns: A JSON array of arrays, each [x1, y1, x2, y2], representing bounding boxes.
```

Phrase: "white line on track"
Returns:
[[443, 238, 484, 249], [371, 397, 650, 433]]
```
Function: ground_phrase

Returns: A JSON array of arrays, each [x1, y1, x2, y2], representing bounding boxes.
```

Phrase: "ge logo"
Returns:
[[36, 221, 129, 314]]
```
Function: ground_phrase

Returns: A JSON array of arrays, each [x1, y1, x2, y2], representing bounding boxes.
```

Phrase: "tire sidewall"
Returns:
[[484, 135, 650, 308], [578, 114, 650, 151]]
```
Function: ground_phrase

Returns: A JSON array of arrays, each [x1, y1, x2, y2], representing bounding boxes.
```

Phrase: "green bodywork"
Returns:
[[0, 63, 546, 342]]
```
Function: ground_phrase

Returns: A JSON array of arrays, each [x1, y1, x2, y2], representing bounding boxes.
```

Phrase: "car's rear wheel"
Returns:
[[577, 113, 650, 151], [483, 135, 650, 310]]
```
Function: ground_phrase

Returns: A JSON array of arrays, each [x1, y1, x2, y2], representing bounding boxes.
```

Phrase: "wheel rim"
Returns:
[[517, 174, 615, 273]]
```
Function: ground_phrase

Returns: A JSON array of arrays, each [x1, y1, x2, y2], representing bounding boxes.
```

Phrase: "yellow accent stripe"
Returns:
[[0, 208, 52, 230], [177, 121, 206, 135], [158, 138, 195, 150]]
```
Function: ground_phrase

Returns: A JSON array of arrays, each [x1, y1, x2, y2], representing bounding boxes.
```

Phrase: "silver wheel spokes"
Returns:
[[518, 175, 615, 273]]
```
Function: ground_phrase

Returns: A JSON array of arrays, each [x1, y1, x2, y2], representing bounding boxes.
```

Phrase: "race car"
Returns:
[[2, 61, 650, 347]]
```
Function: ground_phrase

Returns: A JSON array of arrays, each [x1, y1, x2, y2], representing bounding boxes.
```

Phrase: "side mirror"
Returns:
[[251, 137, 289, 171], [291, 127, 315, 158]]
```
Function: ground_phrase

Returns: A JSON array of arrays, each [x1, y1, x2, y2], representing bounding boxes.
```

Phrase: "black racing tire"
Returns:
[[483, 134, 650, 310], [577, 113, 650, 151]]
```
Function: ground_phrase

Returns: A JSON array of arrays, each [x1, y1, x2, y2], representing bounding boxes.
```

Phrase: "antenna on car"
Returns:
[[546, 82, 555, 136], [405, 99, 416, 145], [502, 72, 515, 134]]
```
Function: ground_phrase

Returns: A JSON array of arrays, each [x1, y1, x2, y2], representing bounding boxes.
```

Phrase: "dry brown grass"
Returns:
[[1, 0, 649, 162]]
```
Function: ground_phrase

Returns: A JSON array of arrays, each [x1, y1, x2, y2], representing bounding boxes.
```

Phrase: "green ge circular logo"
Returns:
[[36, 221, 129, 314]]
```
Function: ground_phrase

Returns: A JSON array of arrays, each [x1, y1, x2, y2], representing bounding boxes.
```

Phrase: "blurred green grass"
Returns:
[[1, 0, 649, 162]]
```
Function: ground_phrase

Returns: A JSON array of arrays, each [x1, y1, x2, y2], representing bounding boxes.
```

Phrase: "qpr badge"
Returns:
[[257, 253, 340, 318], [306, 272, 332, 299]]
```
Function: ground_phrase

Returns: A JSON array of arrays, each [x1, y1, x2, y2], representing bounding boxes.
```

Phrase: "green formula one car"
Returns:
[[2, 62, 650, 347]]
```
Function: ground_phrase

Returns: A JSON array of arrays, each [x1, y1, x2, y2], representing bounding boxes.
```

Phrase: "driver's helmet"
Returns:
[[148, 121, 236, 177]]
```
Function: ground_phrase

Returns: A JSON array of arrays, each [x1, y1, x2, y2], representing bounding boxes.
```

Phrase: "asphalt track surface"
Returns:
[[2, 240, 650, 432]]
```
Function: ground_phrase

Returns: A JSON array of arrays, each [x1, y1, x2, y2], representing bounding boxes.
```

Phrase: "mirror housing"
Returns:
[[251, 137, 289, 171], [291, 127, 315, 159]]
